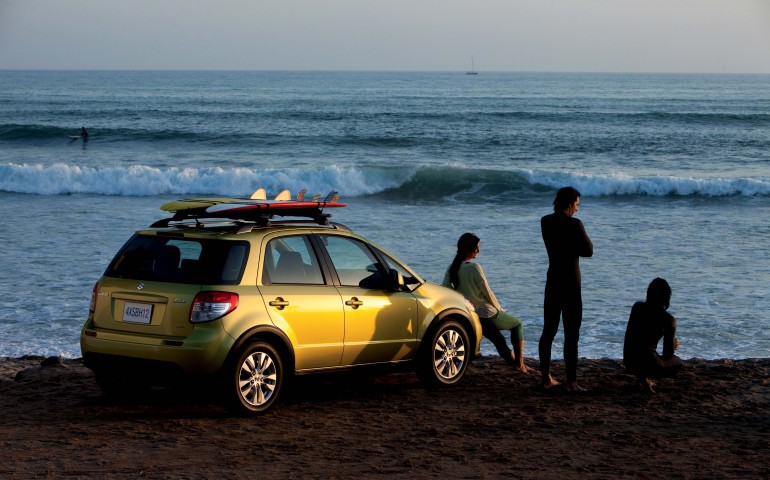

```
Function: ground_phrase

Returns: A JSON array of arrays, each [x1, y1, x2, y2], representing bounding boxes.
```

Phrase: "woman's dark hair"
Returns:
[[646, 277, 672, 310], [448, 232, 480, 289], [553, 186, 581, 212]]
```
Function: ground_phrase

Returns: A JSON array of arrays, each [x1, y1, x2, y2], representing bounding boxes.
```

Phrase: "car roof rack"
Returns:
[[151, 210, 333, 227], [147, 218, 351, 234], [235, 220, 352, 234], [152, 190, 346, 231]]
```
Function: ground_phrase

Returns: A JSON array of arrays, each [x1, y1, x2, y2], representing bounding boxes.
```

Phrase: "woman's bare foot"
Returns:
[[541, 374, 560, 389], [515, 363, 534, 374], [566, 381, 586, 392]]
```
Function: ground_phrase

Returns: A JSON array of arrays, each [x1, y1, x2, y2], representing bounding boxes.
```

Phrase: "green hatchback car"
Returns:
[[81, 202, 482, 414]]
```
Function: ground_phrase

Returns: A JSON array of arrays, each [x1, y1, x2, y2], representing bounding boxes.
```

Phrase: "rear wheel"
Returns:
[[226, 341, 284, 415], [417, 320, 470, 386]]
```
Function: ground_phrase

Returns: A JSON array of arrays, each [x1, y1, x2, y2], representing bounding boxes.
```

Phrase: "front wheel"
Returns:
[[225, 341, 284, 415], [417, 320, 470, 386]]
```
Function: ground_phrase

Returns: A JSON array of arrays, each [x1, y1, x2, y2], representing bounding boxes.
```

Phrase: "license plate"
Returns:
[[123, 302, 153, 324]]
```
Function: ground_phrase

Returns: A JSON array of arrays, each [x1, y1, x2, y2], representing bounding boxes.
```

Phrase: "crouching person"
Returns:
[[623, 278, 683, 393]]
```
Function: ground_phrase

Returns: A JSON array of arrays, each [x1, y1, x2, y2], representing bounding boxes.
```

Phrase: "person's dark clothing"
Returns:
[[623, 301, 682, 379], [541, 283, 582, 381], [541, 211, 593, 287], [539, 211, 593, 383]]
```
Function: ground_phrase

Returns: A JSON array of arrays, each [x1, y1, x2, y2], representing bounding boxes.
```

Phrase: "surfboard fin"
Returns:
[[250, 188, 266, 200], [323, 190, 339, 203], [311, 193, 321, 202], [296, 188, 307, 201], [274, 189, 291, 201]]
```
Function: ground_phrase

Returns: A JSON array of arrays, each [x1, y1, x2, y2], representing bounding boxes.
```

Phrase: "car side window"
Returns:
[[263, 235, 324, 285], [322, 236, 387, 289], [378, 250, 419, 287]]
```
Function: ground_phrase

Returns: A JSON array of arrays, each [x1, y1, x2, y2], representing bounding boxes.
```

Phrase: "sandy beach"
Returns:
[[1, 355, 768, 479]]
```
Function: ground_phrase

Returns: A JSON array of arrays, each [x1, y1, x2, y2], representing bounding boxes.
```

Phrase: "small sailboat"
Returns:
[[466, 56, 478, 75]]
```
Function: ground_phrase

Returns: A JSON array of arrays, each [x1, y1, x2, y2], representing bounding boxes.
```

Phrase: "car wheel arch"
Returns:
[[225, 325, 296, 375], [425, 308, 479, 359]]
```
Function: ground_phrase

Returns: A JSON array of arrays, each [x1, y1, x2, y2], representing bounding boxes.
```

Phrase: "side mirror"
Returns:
[[389, 269, 405, 291]]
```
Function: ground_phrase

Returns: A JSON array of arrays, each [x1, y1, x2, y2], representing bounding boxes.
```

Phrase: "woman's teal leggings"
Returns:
[[480, 312, 523, 361]]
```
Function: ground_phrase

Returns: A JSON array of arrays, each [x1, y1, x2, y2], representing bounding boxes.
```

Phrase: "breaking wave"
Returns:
[[1, 162, 768, 199]]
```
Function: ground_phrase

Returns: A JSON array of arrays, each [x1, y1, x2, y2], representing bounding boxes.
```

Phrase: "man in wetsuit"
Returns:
[[623, 277, 683, 393], [540, 186, 593, 391]]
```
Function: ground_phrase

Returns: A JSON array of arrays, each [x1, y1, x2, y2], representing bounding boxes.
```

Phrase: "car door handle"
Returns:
[[269, 297, 289, 310], [345, 297, 363, 309]]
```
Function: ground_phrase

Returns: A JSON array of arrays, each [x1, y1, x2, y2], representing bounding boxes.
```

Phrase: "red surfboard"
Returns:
[[206, 199, 345, 215], [158, 190, 345, 225]]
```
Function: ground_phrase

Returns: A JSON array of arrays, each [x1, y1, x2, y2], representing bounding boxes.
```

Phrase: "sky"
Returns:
[[1, 0, 769, 73]]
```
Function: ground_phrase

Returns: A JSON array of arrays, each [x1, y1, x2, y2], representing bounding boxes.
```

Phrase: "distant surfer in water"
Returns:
[[81, 127, 89, 139], [442, 232, 533, 373]]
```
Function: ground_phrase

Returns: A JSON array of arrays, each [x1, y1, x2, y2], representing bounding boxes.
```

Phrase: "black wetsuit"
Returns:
[[540, 211, 593, 383], [623, 302, 683, 379]]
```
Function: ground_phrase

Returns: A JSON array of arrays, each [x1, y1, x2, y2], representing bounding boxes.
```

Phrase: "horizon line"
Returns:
[[2, 68, 769, 76]]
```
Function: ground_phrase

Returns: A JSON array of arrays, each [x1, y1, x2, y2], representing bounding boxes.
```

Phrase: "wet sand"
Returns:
[[1, 356, 768, 479]]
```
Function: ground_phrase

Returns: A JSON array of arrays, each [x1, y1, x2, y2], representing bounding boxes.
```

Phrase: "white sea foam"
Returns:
[[2, 162, 769, 198], [525, 170, 770, 197], [0, 163, 406, 197]]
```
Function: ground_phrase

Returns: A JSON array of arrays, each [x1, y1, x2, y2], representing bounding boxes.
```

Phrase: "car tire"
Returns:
[[416, 319, 470, 386], [226, 341, 284, 415]]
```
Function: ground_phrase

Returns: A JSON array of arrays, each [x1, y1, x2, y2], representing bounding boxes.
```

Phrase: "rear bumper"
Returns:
[[82, 352, 188, 386], [80, 319, 235, 376]]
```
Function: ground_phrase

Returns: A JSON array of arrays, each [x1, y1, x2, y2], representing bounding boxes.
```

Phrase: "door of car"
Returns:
[[259, 234, 345, 370], [317, 234, 418, 365]]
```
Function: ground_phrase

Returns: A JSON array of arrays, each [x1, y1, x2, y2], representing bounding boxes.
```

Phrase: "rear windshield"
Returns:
[[105, 234, 249, 285]]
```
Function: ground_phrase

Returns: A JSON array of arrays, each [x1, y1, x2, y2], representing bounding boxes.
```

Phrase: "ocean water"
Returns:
[[1, 70, 769, 361]]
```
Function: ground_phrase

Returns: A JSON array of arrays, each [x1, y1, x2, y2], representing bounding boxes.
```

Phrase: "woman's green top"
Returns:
[[442, 261, 501, 318]]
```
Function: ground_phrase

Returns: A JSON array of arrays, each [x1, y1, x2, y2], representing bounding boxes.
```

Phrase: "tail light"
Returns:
[[90, 282, 98, 313], [190, 291, 239, 323]]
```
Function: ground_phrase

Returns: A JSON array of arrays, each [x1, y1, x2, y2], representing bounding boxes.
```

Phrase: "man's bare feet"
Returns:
[[566, 381, 586, 392], [541, 374, 560, 389]]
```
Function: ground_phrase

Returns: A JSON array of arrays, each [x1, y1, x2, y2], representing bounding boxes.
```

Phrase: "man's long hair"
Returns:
[[553, 186, 581, 212], [646, 277, 672, 310]]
